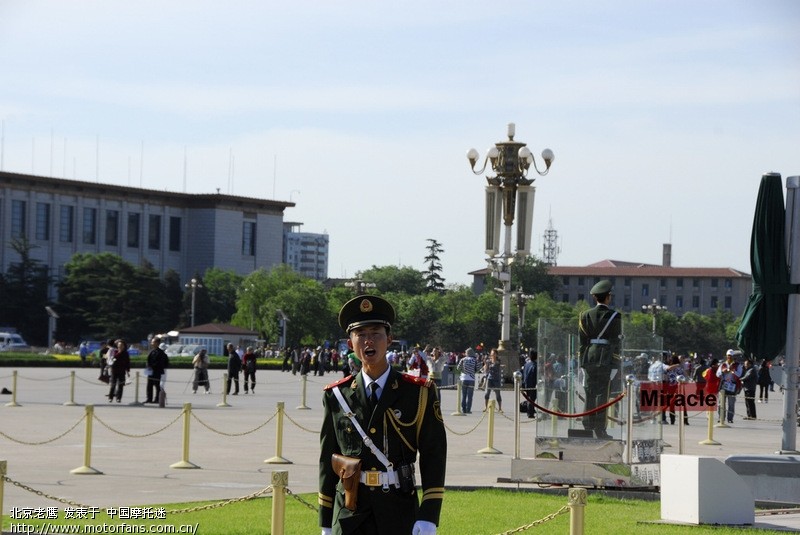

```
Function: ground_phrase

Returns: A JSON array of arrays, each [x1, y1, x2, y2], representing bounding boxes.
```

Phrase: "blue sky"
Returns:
[[1, 1, 798, 284]]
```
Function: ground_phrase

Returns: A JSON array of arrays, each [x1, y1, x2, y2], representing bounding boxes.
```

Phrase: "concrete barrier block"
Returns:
[[661, 454, 754, 525], [724, 455, 800, 505]]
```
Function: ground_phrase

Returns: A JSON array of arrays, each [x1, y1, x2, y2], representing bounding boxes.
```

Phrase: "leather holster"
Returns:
[[331, 453, 362, 511]]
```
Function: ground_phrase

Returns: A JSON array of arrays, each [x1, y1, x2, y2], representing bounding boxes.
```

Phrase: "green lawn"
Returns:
[[2, 489, 774, 534]]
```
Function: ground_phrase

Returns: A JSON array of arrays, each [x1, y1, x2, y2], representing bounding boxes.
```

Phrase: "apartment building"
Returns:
[[283, 222, 329, 281]]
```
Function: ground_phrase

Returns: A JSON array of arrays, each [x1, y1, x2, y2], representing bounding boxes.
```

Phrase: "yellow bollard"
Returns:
[[477, 399, 502, 454], [64, 370, 78, 406], [569, 487, 587, 535], [451, 379, 464, 416], [170, 403, 200, 469], [1, 460, 6, 534], [129, 371, 143, 406], [715, 390, 729, 428], [296, 374, 310, 410], [71, 405, 102, 474], [265, 402, 292, 464], [217, 373, 231, 407], [271, 470, 288, 535], [5, 370, 20, 407], [699, 407, 721, 445]]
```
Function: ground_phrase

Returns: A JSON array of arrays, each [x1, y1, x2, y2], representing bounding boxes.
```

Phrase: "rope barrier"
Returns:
[[0, 413, 86, 445], [15, 374, 72, 382], [443, 410, 487, 436], [93, 410, 184, 438], [497, 505, 570, 534], [526, 391, 626, 419], [190, 409, 277, 436], [283, 411, 319, 433]]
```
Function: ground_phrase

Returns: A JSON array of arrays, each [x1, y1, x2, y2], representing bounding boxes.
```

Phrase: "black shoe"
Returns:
[[595, 430, 612, 439]]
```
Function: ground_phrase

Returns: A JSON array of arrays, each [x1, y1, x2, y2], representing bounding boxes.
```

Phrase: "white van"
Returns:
[[0, 332, 30, 352]]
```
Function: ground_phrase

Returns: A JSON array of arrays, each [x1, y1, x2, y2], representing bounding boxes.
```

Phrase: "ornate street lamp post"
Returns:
[[185, 278, 203, 327], [467, 123, 554, 354], [345, 278, 377, 294], [642, 298, 667, 335]]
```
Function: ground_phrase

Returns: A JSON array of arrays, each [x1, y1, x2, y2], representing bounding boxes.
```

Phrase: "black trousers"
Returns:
[[146, 375, 162, 402], [583, 375, 609, 433]]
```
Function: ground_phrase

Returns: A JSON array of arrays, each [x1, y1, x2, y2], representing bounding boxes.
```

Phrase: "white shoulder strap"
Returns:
[[596, 311, 619, 340], [332, 386, 393, 470]]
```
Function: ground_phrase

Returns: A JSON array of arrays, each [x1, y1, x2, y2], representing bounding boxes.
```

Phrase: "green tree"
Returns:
[[56, 253, 169, 342], [181, 274, 212, 327], [203, 268, 243, 323], [358, 266, 426, 295], [231, 265, 328, 348], [509, 256, 561, 296], [391, 292, 441, 345], [161, 270, 184, 331], [423, 239, 445, 293], [0, 238, 51, 345]]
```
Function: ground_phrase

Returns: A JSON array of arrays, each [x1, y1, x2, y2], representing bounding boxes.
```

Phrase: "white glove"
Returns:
[[412, 520, 437, 535], [321, 528, 332, 535]]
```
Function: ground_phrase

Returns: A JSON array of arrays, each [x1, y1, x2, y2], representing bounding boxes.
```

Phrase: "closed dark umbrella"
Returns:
[[735, 172, 794, 361]]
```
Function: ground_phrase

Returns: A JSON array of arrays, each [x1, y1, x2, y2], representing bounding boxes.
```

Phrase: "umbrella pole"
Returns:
[[782, 176, 800, 454]]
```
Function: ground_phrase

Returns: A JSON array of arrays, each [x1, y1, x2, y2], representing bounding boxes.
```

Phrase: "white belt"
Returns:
[[590, 339, 608, 345], [360, 470, 399, 488]]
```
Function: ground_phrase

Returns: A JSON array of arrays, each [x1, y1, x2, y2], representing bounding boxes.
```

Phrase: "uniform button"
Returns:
[[369, 427, 376, 433]]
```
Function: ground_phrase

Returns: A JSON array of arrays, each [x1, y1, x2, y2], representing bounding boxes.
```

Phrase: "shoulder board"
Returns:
[[400, 373, 432, 388], [323, 375, 353, 391]]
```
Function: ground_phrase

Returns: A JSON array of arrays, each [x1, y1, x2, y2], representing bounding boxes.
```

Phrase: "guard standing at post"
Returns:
[[578, 280, 622, 439], [319, 295, 447, 535]]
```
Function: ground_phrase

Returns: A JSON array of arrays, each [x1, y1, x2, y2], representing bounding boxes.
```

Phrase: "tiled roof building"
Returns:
[[471, 245, 753, 317]]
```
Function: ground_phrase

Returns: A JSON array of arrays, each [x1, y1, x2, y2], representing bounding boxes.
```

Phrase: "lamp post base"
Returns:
[[497, 346, 519, 384]]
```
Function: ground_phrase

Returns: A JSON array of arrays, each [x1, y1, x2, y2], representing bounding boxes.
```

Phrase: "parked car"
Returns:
[[179, 344, 203, 357], [0, 332, 30, 352], [163, 343, 185, 357]]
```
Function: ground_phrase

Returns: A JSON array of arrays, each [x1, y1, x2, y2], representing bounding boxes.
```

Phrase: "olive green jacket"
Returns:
[[319, 368, 446, 534]]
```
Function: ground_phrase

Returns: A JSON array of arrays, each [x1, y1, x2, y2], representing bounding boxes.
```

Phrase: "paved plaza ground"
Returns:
[[1, 367, 798, 531]]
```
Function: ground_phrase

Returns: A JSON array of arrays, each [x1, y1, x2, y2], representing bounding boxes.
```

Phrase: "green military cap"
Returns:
[[338, 294, 396, 333], [590, 279, 613, 295]]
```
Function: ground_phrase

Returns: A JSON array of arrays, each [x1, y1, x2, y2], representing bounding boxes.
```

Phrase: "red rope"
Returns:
[[523, 391, 626, 418]]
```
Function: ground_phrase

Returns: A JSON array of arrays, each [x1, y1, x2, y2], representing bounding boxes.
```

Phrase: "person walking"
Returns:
[[427, 347, 446, 387], [225, 343, 241, 395], [483, 348, 503, 413], [192, 348, 211, 394], [578, 280, 622, 439], [522, 349, 538, 418], [717, 359, 743, 423], [457, 348, 478, 414], [757, 359, 771, 403], [741, 359, 758, 420], [145, 337, 169, 404], [242, 346, 257, 394], [107, 339, 130, 403], [318, 295, 446, 535]]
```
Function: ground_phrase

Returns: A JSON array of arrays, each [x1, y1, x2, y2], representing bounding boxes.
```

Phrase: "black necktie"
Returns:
[[369, 382, 379, 407]]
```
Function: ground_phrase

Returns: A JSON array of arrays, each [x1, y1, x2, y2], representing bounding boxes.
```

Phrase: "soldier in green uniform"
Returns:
[[319, 295, 446, 535], [578, 280, 622, 439]]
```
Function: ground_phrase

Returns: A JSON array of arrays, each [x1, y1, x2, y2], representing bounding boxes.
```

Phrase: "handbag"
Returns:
[[331, 453, 362, 511]]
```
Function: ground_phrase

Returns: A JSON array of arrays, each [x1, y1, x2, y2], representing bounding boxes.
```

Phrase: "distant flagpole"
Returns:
[[139, 140, 144, 187], [183, 146, 188, 193]]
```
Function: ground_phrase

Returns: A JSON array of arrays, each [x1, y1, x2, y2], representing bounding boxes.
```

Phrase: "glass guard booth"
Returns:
[[510, 318, 665, 488]]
